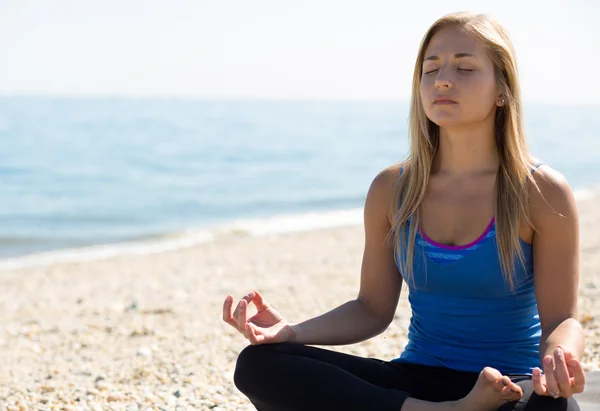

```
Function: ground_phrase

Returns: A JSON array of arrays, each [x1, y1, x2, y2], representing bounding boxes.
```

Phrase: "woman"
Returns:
[[222, 12, 587, 411]]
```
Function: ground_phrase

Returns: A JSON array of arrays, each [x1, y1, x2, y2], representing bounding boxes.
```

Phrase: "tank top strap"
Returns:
[[530, 161, 545, 174]]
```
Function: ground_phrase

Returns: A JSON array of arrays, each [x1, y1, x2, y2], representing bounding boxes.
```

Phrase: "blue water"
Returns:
[[0, 97, 599, 260]]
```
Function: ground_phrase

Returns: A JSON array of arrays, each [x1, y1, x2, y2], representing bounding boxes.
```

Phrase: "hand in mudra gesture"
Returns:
[[223, 290, 296, 345], [533, 345, 586, 399]]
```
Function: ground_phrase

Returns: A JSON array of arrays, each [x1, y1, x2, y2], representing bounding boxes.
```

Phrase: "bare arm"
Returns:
[[528, 166, 586, 397], [291, 167, 404, 345], [530, 167, 584, 361]]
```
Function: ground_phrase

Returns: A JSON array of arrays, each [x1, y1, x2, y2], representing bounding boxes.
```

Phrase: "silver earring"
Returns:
[[498, 99, 505, 105]]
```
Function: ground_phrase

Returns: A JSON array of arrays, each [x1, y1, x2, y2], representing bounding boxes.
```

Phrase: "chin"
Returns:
[[424, 105, 464, 127], [427, 115, 463, 128]]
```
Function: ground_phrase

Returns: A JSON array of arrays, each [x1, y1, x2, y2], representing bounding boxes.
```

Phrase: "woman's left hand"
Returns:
[[532, 345, 586, 398]]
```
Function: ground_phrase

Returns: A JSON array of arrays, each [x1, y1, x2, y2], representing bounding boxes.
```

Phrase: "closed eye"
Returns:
[[424, 68, 473, 75]]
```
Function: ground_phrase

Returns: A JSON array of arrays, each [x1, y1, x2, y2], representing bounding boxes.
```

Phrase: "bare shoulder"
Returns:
[[528, 164, 578, 226], [370, 162, 403, 191], [366, 163, 404, 224]]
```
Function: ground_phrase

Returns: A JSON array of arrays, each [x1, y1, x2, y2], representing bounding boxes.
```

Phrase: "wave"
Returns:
[[0, 207, 364, 271], [0, 230, 214, 272], [0, 186, 597, 272]]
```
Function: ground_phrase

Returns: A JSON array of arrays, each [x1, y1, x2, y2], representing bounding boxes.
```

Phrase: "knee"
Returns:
[[233, 343, 278, 394]]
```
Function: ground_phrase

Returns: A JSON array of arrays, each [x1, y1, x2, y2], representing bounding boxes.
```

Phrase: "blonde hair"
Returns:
[[391, 12, 538, 292]]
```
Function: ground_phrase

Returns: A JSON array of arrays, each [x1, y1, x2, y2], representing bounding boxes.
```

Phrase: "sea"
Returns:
[[0, 96, 598, 270]]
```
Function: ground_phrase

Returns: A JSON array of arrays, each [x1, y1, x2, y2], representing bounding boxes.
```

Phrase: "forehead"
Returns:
[[424, 26, 486, 59]]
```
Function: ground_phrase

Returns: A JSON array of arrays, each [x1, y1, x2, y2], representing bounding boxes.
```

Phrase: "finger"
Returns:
[[543, 355, 559, 396], [237, 299, 248, 335], [554, 348, 572, 395], [251, 290, 269, 311], [222, 295, 232, 321], [569, 358, 587, 393], [232, 292, 256, 325], [532, 367, 547, 396], [232, 299, 242, 328], [562, 350, 586, 394], [557, 345, 577, 377], [557, 345, 574, 360], [222, 295, 239, 328], [245, 323, 262, 345]]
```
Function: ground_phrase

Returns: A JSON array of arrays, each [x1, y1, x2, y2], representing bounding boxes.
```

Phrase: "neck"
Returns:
[[433, 122, 499, 175]]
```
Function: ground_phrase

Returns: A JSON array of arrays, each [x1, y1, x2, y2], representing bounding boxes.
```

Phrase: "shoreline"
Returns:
[[2, 184, 599, 273]]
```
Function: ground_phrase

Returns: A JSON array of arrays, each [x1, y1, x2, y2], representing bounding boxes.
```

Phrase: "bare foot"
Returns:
[[457, 367, 523, 411]]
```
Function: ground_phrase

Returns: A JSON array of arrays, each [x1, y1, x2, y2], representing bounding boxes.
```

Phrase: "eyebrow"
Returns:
[[424, 53, 476, 62]]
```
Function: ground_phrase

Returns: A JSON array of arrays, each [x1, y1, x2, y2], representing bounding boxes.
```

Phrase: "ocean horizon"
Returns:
[[1, 96, 599, 269]]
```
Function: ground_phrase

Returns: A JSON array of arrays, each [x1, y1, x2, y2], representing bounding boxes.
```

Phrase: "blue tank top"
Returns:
[[392, 168, 543, 375]]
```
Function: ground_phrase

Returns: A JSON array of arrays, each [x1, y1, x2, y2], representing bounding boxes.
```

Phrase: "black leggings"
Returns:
[[234, 342, 580, 411]]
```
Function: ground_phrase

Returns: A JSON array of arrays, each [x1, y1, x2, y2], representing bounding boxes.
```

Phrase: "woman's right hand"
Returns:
[[222, 290, 296, 345]]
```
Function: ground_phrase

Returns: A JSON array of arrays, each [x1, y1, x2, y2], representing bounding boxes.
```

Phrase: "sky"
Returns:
[[0, 0, 598, 103]]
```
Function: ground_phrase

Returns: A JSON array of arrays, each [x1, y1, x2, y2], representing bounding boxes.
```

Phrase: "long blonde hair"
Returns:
[[392, 12, 538, 291]]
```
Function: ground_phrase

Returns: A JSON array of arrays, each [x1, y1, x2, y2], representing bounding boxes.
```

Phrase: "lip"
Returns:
[[433, 97, 458, 105]]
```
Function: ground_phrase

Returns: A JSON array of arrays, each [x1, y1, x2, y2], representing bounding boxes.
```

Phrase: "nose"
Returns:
[[434, 67, 454, 89]]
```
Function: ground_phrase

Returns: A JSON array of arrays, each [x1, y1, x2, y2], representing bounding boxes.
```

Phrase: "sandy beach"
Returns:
[[0, 192, 599, 410]]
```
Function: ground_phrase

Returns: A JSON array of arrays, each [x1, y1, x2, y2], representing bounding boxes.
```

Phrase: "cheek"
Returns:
[[458, 79, 497, 114], [419, 79, 427, 100], [419, 80, 433, 115], [464, 75, 497, 102]]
